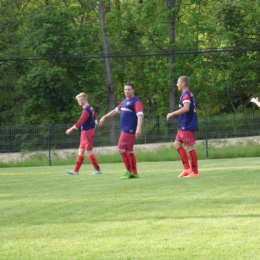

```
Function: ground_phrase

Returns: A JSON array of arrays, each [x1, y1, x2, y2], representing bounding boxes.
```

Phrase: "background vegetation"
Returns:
[[1, 0, 260, 126]]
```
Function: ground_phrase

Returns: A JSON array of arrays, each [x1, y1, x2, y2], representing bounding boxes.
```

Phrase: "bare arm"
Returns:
[[135, 115, 144, 138], [251, 97, 260, 108], [99, 109, 118, 126], [166, 102, 190, 120]]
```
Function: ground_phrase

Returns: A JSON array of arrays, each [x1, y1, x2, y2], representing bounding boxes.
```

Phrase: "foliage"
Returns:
[[0, 0, 260, 125]]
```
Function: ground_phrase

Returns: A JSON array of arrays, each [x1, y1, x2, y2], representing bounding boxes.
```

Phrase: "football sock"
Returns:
[[88, 154, 101, 171], [120, 151, 133, 172], [188, 149, 198, 174], [129, 153, 137, 175], [74, 155, 84, 172], [177, 147, 190, 170]]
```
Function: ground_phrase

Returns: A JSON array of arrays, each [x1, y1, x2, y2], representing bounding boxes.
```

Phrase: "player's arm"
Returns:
[[134, 101, 144, 138], [136, 114, 144, 138], [251, 97, 260, 107], [166, 102, 190, 120], [99, 109, 118, 126], [66, 110, 89, 135]]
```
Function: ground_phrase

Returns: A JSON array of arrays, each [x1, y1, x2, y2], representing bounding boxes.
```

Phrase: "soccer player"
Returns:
[[65, 93, 102, 175], [166, 76, 199, 178], [99, 83, 144, 179], [251, 97, 260, 107]]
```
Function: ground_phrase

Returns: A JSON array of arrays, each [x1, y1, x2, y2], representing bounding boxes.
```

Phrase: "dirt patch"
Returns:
[[0, 136, 259, 163]]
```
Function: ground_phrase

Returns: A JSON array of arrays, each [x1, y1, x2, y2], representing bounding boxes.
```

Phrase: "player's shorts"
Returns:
[[117, 132, 136, 152], [175, 130, 196, 146], [79, 128, 95, 151]]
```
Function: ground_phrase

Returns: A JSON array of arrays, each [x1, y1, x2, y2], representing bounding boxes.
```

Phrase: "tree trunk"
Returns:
[[167, 0, 177, 111], [99, 0, 117, 145]]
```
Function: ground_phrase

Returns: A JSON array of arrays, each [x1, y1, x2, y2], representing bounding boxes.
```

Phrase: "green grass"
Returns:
[[1, 139, 260, 168], [1, 158, 260, 259]]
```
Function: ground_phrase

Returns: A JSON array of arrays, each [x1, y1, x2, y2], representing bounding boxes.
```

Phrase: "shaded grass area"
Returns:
[[0, 139, 260, 168], [0, 158, 260, 260]]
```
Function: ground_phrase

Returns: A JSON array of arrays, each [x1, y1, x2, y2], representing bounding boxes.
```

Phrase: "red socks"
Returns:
[[129, 153, 137, 175], [88, 154, 101, 171], [74, 155, 84, 172], [121, 151, 133, 173], [177, 147, 190, 170], [188, 150, 198, 174]]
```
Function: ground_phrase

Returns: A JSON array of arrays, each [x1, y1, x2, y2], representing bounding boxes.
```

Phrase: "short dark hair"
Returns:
[[125, 82, 135, 89], [178, 76, 189, 85]]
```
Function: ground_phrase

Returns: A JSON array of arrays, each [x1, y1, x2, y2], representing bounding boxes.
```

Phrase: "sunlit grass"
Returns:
[[0, 139, 259, 168], [0, 158, 260, 259]]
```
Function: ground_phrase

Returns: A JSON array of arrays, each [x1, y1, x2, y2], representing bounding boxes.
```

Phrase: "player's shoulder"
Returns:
[[84, 104, 94, 111]]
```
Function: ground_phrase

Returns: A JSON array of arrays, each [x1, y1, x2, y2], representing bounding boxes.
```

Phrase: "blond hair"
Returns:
[[178, 76, 189, 86], [75, 92, 87, 100]]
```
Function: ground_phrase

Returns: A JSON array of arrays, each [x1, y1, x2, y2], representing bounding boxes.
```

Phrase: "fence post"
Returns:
[[204, 116, 209, 158], [157, 116, 160, 136], [47, 124, 52, 166]]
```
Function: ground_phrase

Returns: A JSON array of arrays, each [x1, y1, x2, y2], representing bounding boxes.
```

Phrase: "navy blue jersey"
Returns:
[[80, 105, 96, 131], [178, 89, 198, 131], [117, 96, 143, 134]]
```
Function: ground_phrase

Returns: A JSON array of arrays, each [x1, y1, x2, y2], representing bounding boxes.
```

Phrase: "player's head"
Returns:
[[177, 76, 189, 91], [124, 83, 135, 98], [75, 92, 88, 106]]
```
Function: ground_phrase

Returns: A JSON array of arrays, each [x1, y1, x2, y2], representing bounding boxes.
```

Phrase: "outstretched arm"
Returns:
[[251, 97, 260, 108], [99, 109, 118, 126]]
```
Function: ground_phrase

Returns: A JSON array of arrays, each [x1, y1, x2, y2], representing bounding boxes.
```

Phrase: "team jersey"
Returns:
[[178, 89, 198, 131], [116, 96, 143, 134], [75, 105, 96, 131]]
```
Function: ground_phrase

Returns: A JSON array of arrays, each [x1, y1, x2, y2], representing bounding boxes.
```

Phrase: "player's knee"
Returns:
[[174, 142, 181, 150], [118, 149, 126, 154], [86, 150, 93, 156]]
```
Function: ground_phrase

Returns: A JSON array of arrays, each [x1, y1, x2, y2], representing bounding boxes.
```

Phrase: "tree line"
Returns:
[[1, 0, 260, 127]]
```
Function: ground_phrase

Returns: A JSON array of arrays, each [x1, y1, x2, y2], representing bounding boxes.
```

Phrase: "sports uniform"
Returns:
[[116, 96, 144, 178], [66, 102, 102, 175], [175, 89, 199, 177], [176, 89, 198, 145], [166, 76, 199, 178]]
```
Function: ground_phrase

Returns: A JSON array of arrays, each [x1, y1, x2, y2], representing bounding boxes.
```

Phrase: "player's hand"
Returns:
[[166, 113, 173, 121], [66, 128, 73, 135], [99, 117, 105, 126], [135, 130, 142, 138], [251, 97, 258, 103]]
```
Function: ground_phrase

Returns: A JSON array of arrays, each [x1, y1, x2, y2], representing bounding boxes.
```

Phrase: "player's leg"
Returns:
[[67, 148, 85, 175], [127, 135, 139, 178], [187, 146, 199, 177], [85, 129, 102, 174], [185, 131, 199, 178], [87, 150, 102, 174], [118, 133, 134, 179], [67, 131, 86, 175], [129, 152, 138, 175], [174, 131, 191, 177]]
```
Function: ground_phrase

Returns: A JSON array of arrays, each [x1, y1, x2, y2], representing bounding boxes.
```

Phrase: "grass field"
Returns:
[[1, 158, 260, 260]]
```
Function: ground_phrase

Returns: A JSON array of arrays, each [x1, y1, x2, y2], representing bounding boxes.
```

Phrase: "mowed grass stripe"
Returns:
[[0, 158, 260, 260]]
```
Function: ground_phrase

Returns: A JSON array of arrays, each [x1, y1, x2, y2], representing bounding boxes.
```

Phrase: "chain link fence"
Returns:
[[1, 114, 260, 154]]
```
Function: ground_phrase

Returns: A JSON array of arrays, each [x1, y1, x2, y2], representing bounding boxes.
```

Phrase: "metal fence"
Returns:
[[1, 114, 260, 154]]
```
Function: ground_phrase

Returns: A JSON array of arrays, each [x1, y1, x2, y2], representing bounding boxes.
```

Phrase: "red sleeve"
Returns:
[[117, 102, 122, 110], [75, 110, 90, 128], [182, 94, 191, 102], [133, 101, 143, 114]]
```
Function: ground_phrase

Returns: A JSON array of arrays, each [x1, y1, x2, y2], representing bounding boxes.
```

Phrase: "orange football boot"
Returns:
[[178, 168, 192, 178], [185, 172, 200, 178]]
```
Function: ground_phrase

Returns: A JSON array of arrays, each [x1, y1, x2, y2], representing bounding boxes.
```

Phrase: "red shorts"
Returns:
[[175, 130, 196, 146], [117, 132, 136, 152], [79, 128, 95, 151]]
